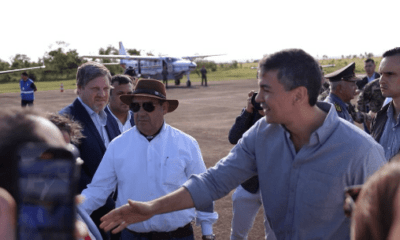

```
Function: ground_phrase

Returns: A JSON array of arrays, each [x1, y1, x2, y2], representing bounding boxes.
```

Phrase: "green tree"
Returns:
[[98, 45, 124, 75]]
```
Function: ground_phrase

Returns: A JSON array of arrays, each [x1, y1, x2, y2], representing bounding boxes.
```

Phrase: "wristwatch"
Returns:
[[202, 234, 216, 240]]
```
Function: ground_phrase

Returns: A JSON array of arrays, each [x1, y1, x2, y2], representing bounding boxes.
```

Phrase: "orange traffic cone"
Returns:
[[60, 83, 64, 92]]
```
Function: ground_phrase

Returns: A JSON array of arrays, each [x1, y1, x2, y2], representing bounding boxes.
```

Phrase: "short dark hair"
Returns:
[[21, 72, 28, 77], [76, 62, 111, 88], [111, 74, 132, 85], [0, 108, 46, 200], [383, 47, 400, 58], [364, 58, 375, 64], [258, 49, 322, 106], [47, 113, 84, 144], [110, 74, 132, 95]]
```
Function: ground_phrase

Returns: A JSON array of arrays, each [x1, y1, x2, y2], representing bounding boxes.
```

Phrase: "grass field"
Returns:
[[0, 58, 378, 94]]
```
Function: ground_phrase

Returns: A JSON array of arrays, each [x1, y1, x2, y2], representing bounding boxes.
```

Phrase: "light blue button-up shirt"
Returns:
[[379, 102, 400, 161], [184, 102, 385, 240], [77, 97, 110, 147]]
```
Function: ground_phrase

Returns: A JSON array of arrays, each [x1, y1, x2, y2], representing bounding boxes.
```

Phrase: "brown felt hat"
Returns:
[[324, 62, 360, 82], [120, 79, 179, 113]]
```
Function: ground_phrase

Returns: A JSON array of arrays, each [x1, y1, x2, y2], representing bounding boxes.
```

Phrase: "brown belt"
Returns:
[[127, 223, 193, 239]]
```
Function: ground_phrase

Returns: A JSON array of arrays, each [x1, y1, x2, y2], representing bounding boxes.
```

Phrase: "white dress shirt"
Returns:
[[107, 105, 134, 133], [77, 97, 110, 147], [81, 123, 217, 234]]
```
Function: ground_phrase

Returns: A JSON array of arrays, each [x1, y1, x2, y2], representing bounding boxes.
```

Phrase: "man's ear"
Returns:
[[162, 102, 169, 115], [293, 86, 308, 104]]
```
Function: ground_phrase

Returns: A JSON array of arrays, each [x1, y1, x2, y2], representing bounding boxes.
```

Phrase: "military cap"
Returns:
[[324, 62, 360, 82]]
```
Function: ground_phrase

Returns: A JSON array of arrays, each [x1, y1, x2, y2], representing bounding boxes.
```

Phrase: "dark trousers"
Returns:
[[21, 99, 34, 107], [120, 223, 194, 240], [91, 198, 120, 240], [201, 76, 207, 86]]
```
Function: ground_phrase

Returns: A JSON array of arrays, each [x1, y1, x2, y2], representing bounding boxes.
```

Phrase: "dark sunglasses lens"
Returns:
[[131, 103, 140, 112], [131, 102, 155, 113], [143, 102, 155, 112]]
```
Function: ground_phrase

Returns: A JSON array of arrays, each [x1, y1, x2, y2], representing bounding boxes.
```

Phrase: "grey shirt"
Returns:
[[184, 102, 385, 240]]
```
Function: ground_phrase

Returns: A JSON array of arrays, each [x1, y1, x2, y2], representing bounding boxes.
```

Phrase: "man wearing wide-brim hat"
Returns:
[[324, 62, 360, 123], [80, 79, 218, 240]]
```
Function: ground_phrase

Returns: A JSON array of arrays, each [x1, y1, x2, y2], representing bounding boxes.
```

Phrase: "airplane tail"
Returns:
[[119, 42, 129, 67], [119, 42, 127, 55]]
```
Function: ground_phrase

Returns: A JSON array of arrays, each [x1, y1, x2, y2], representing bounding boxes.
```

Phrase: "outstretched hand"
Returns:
[[100, 200, 154, 234]]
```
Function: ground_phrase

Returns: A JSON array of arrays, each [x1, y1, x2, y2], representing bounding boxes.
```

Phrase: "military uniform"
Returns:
[[323, 62, 360, 123], [357, 78, 385, 113], [325, 93, 354, 123]]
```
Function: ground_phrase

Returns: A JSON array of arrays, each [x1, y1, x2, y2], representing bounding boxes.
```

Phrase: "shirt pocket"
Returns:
[[162, 158, 187, 190]]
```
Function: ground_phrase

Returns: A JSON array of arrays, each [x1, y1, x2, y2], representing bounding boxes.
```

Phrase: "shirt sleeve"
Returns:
[[183, 122, 258, 211], [80, 144, 118, 215], [347, 142, 386, 186], [30, 82, 37, 91], [184, 138, 218, 235]]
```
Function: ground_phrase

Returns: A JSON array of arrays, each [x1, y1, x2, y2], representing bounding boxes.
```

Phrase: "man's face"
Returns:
[[109, 82, 133, 115], [78, 76, 111, 114], [340, 81, 358, 103], [132, 96, 168, 136], [364, 61, 376, 76], [379, 56, 400, 99], [21, 75, 28, 81], [255, 70, 296, 124]]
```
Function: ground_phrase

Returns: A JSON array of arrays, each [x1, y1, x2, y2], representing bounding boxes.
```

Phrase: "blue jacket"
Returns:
[[20, 78, 36, 101], [59, 98, 120, 192], [104, 107, 135, 135]]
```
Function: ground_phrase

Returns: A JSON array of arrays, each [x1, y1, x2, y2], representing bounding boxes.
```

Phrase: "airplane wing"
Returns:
[[0, 65, 46, 75], [321, 64, 335, 68], [81, 55, 161, 61], [182, 54, 225, 61]]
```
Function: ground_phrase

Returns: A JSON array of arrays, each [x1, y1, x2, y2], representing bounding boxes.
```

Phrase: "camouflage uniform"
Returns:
[[357, 78, 385, 113]]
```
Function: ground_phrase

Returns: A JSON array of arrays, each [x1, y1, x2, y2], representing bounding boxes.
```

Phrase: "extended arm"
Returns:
[[100, 187, 194, 234]]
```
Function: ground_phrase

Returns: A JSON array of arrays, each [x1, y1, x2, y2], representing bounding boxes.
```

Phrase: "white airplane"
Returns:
[[0, 65, 46, 75], [82, 42, 224, 87]]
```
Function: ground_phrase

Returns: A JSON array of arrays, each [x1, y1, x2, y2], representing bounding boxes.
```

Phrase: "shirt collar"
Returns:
[[78, 97, 108, 126], [329, 93, 347, 109], [281, 102, 339, 147]]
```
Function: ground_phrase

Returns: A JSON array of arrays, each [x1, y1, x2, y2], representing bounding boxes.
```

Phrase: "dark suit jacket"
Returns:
[[357, 72, 381, 90], [59, 98, 120, 192], [104, 107, 135, 135]]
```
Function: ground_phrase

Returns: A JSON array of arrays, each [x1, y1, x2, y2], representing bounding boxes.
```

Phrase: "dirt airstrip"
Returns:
[[0, 79, 266, 239]]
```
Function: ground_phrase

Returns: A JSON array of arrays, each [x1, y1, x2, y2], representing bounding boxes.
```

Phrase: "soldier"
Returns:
[[356, 78, 385, 132], [324, 62, 359, 123]]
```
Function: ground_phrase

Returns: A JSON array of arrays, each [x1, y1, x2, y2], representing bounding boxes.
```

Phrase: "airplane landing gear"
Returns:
[[175, 79, 180, 85], [186, 80, 191, 87]]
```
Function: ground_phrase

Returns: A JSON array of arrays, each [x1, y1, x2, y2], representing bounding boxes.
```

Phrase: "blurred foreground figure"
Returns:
[[0, 108, 88, 240], [100, 49, 386, 240], [351, 154, 400, 240]]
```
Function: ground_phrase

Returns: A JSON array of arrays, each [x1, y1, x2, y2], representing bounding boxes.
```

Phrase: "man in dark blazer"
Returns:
[[59, 62, 120, 240], [105, 74, 135, 135], [357, 58, 381, 90]]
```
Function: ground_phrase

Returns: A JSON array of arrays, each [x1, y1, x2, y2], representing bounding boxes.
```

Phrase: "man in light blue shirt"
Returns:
[[100, 49, 386, 240], [371, 47, 400, 161]]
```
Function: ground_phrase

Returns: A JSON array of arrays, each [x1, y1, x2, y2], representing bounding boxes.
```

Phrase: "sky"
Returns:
[[1, 0, 399, 64]]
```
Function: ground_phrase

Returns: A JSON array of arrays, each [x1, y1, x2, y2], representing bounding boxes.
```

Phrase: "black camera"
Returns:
[[251, 92, 263, 111]]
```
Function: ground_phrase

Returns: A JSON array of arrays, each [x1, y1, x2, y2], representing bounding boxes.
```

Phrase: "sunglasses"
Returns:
[[130, 102, 156, 113]]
